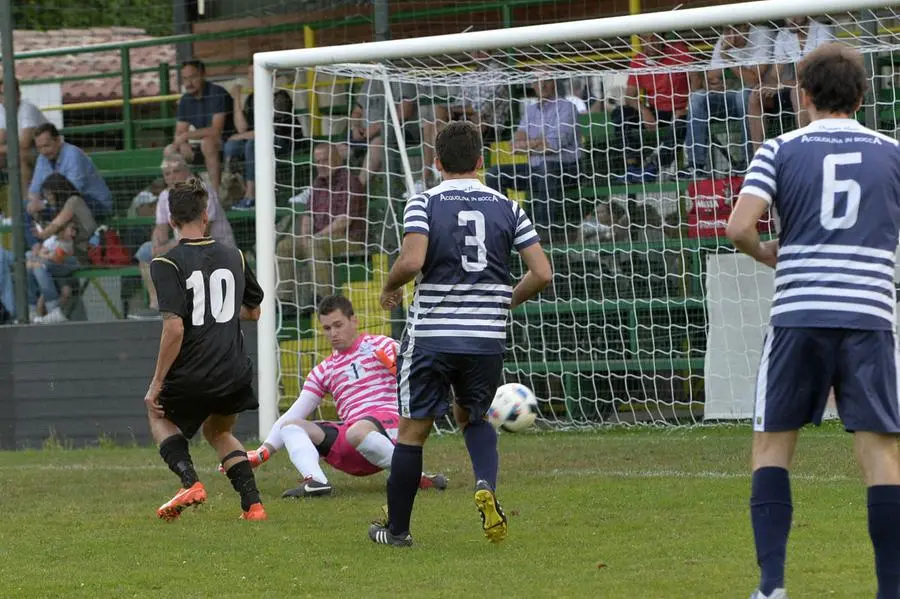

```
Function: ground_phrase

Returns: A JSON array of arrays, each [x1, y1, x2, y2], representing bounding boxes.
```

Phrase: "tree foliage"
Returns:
[[13, 0, 174, 37]]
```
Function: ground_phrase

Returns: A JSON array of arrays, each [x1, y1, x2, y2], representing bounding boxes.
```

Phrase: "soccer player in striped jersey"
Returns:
[[726, 43, 900, 599], [368, 121, 552, 547], [241, 295, 447, 498]]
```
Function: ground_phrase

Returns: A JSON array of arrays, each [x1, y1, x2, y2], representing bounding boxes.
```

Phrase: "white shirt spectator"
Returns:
[[0, 99, 48, 131], [710, 25, 774, 68], [565, 95, 589, 114], [774, 20, 835, 79], [156, 184, 235, 246]]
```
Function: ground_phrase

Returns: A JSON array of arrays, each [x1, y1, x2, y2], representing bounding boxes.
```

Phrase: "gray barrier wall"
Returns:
[[0, 320, 259, 449]]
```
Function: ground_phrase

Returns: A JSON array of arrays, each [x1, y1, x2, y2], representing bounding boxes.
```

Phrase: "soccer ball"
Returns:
[[487, 383, 539, 432]]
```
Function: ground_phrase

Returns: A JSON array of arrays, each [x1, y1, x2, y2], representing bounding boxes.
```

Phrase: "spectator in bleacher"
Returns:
[[133, 154, 234, 317], [485, 77, 579, 241], [0, 248, 15, 323], [27, 173, 97, 324], [747, 16, 834, 153], [166, 59, 233, 191], [27, 123, 112, 219], [419, 52, 511, 191], [276, 143, 365, 307], [611, 33, 700, 182], [0, 78, 49, 192], [225, 63, 303, 210], [684, 23, 773, 175], [346, 79, 417, 187]]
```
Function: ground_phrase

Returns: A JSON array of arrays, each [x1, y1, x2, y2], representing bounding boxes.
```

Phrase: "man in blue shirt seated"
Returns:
[[166, 59, 233, 190], [25, 122, 112, 247]]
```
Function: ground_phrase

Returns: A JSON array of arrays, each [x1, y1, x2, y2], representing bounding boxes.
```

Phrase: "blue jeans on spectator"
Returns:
[[224, 138, 255, 182], [685, 89, 751, 171], [28, 253, 80, 311], [485, 160, 580, 238], [0, 248, 15, 318]]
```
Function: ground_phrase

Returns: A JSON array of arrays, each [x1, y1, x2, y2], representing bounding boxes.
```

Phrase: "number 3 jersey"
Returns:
[[742, 118, 900, 331], [402, 178, 540, 354], [150, 238, 264, 397]]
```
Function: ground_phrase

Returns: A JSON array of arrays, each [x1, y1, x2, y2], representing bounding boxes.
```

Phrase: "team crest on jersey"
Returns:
[[358, 340, 375, 356]]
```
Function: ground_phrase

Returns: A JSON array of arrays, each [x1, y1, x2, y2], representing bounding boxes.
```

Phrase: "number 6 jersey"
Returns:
[[742, 118, 900, 331], [402, 178, 540, 354], [150, 237, 264, 397]]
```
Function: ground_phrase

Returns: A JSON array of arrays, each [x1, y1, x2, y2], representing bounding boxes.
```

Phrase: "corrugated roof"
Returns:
[[12, 27, 176, 103]]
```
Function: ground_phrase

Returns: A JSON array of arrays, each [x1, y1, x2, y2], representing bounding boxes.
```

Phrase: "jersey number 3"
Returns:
[[821, 152, 862, 230], [185, 269, 236, 326], [458, 210, 487, 272]]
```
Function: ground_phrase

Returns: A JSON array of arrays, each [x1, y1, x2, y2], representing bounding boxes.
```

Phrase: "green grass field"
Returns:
[[0, 425, 878, 598]]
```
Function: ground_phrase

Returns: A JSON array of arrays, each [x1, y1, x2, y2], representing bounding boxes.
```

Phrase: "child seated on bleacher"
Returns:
[[27, 220, 77, 320]]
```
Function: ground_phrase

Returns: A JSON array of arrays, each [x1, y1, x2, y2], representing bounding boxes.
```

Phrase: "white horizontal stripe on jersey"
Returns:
[[749, 159, 776, 175], [770, 301, 894, 323], [757, 147, 775, 161], [418, 283, 513, 292], [778, 258, 894, 277], [744, 171, 776, 189], [773, 286, 895, 309], [778, 244, 896, 261], [423, 306, 509, 315], [774, 271, 895, 292], [414, 329, 508, 339], [416, 317, 506, 327], [417, 294, 513, 304], [741, 185, 772, 203], [339, 389, 397, 408], [514, 231, 539, 245]]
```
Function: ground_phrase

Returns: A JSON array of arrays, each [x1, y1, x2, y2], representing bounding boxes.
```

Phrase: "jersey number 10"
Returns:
[[185, 269, 236, 326], [820, 152, 862, 231]]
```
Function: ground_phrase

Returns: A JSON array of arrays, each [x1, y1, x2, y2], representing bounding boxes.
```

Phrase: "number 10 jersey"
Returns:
[[402, 178, 540, 355], [742, 118, 900, 331], [150, 237, 264, 398]]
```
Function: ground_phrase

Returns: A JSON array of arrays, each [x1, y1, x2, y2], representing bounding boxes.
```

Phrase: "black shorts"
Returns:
[[159, 382, 258, 439], [397, 344, 504, 421], [755, 327, 900, 434]]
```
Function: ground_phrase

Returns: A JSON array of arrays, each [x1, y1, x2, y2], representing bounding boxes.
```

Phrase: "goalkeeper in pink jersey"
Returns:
[[244, 295, 447, 498]]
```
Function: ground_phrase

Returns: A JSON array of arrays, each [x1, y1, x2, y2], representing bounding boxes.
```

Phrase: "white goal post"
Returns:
[[253, 0, 900, 438]]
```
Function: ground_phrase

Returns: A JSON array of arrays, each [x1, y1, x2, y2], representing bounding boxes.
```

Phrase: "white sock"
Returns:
[[356, 431, 395, 470], [280, 424, 328, 484]]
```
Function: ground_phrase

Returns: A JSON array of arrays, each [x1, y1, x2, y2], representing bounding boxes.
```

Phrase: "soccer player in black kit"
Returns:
[[144, 178, 266, 521]]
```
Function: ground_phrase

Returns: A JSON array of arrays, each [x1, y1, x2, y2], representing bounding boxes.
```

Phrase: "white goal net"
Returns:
[[253, 0, 900, 435]]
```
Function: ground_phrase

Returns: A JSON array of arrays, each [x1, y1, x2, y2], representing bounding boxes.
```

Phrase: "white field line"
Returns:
[[0, 462, 860, 483]]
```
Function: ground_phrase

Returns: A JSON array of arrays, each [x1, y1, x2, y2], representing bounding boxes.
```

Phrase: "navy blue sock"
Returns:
[[868, 485, 900, 599], [387, 443, 422, 536], [463, 419, 499, 490], [750, 467, 792, 595]]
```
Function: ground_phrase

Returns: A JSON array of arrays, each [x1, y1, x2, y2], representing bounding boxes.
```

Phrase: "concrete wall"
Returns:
[[0, 321, 259, 449]]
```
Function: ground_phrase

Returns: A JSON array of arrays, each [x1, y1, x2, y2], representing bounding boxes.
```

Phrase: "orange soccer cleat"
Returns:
[[240, 503, 268, 521], [157, 481, 207, 521]]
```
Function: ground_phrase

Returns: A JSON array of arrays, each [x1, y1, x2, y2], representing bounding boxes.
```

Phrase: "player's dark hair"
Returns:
[[436, 121, 482, 174], [799, 42, 867, 115], [34, 122, 60, 139], [317, 295, 354, 319], [181, 59, 206, 73], [168, 178, 208, 228]]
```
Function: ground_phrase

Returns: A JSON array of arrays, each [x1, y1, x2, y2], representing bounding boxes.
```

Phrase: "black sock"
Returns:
[[868, 485, 900, 599], [463, 419, 499, 490], [225, 459, 262, 512], [750, 467, 792, 595], [159, 434, 198, 488], [387, 443, 422, 536]]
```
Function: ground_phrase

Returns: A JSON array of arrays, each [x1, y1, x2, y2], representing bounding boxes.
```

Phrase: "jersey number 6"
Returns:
[[458, 210, 487, 272], [821, 152, 862, 231], [185, 269, 236, 326]]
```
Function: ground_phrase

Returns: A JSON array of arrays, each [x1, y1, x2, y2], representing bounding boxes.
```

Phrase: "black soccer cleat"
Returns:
[[368, 523, 413, 547], [281, 477, 333, 499], [474, 479, 508, 543]]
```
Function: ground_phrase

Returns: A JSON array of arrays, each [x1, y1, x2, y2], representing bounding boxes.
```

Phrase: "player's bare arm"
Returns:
[[381, 232, 427, 309], [240, 305, 261, 321], [145, 312, 184, 417], [726, 193, 777, 269], [511, 243, 553, 310]]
